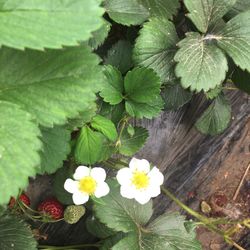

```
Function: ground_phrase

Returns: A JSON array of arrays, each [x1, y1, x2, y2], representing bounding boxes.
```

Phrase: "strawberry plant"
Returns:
[[0, 0, 249, 249]]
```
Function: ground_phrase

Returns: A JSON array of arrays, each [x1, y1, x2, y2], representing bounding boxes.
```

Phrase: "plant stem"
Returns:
[[109, 158, 128, 167], [161, 187, 209, 223], [20, 200, 40, 214], [223, 87, 238, 90], [116, 116, 130, 148], [38, 243, 100, 249], [103, 160, 122, 170], [161, 187, 245, 250]]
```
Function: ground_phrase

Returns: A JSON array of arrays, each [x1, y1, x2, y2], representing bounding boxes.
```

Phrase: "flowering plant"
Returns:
[[116, 158, 164, 204], [64, 166, 110, 205], [0, 0, 249, 250]]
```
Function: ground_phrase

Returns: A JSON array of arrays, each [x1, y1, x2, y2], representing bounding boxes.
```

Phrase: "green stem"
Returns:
[[161, 187, 230, 238], [210, 218, 250, 227], [161, 187, 208, 222], [109, 158, 128, 167], [20, 200, 40, 214], [38, 243, 100, 249], [161, 187, 246, 250], [17, 200, 41, 221], [103, 160, 122, 170], [116, 116, 130, 147]]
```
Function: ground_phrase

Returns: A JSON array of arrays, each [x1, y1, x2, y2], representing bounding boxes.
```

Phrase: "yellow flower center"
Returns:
[[79, 176, 97, 195], [131, 171, 149, 189]]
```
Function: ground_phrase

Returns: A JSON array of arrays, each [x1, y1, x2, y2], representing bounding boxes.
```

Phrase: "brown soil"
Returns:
[[195, 119, 250, 249]]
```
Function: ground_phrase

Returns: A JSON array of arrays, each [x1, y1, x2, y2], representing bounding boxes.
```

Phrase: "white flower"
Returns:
[[64, 166, 110, 205], [116, 158, 164, 205]]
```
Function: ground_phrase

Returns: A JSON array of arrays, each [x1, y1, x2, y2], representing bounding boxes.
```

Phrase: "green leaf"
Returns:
[[124, 67, 161, 103], [162, 84, 192, 110], [175, 32, 228, 92], [74, 126, 106, 165], [0, 214, 37, 250], [124, 67, 164, 118], [127, 124, 135, 137], [184, 0, 236, 33], [0, 101, 41, 204], [205, 85, 223, 100], [100, 65, 124, 105], [112, 214, 201, 250], [67, 103, 97, 130], [105, 0, 149, 26], [0, 45, 102, 127], [119, 127, 149, 156], [217, 10, 250, 72], [125, 96, 164, 119], [195, 95, 232, 135], [110, 103, 126, 125], [89, 20, 111, 50], [94, 179, 153, 233], [134, 18, 179, 84], [53, 166, 74, 205], [91, 115, 118, 142], [147, 213, 202, 250], [105, 40, 133, 74], [0, 206, 5, 217], [86, 216, 116, 239], [99, 101, 125, 125], [39, 126, 71, 174], [0, 0, 104, 50], [105, 0, 179, 26], [112, 233, 139, 250], [149, 213, 194, 237], [227, 0, 250, 18], [112, 232, 176, 250], [99, 139, 116, 162], [100, 233, 125, 250], [232, 68, 250, 94], [94, 181, 200, 250], [138, 0, 180, 20]]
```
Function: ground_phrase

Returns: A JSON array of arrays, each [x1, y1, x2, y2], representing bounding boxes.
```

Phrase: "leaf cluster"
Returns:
[[88, 180, 201, 250], [1, 0, 250, 247]]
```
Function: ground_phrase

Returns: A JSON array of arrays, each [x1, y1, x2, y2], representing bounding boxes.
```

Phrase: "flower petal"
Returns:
[[134, 190, 151, 205], [148, 167, 164, 186], [120, 185, 135, 199], [90, 167, 106, 183], [148, 185, 161, 198], [94, 182, 110, 198], [64, 179, 79, 194], [116, 168, 132, 186], [129, 158, 150, 173], [73, 166, 90, 180], [72, 192, 89, 205]]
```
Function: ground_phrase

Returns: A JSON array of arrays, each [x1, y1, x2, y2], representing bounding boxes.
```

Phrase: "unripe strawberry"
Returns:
[[9, 193, 30, 208], [64, 205, 85, 224], [38, 198, 64, 220]]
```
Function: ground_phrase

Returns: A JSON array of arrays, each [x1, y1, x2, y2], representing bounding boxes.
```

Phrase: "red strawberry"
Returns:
[[38, 198, 64, 220], [9, 193, 30, 208]]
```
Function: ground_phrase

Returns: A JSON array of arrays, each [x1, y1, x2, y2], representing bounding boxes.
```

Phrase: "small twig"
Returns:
[[233, 162, 250, 201], [232, 241, 246, 250]]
